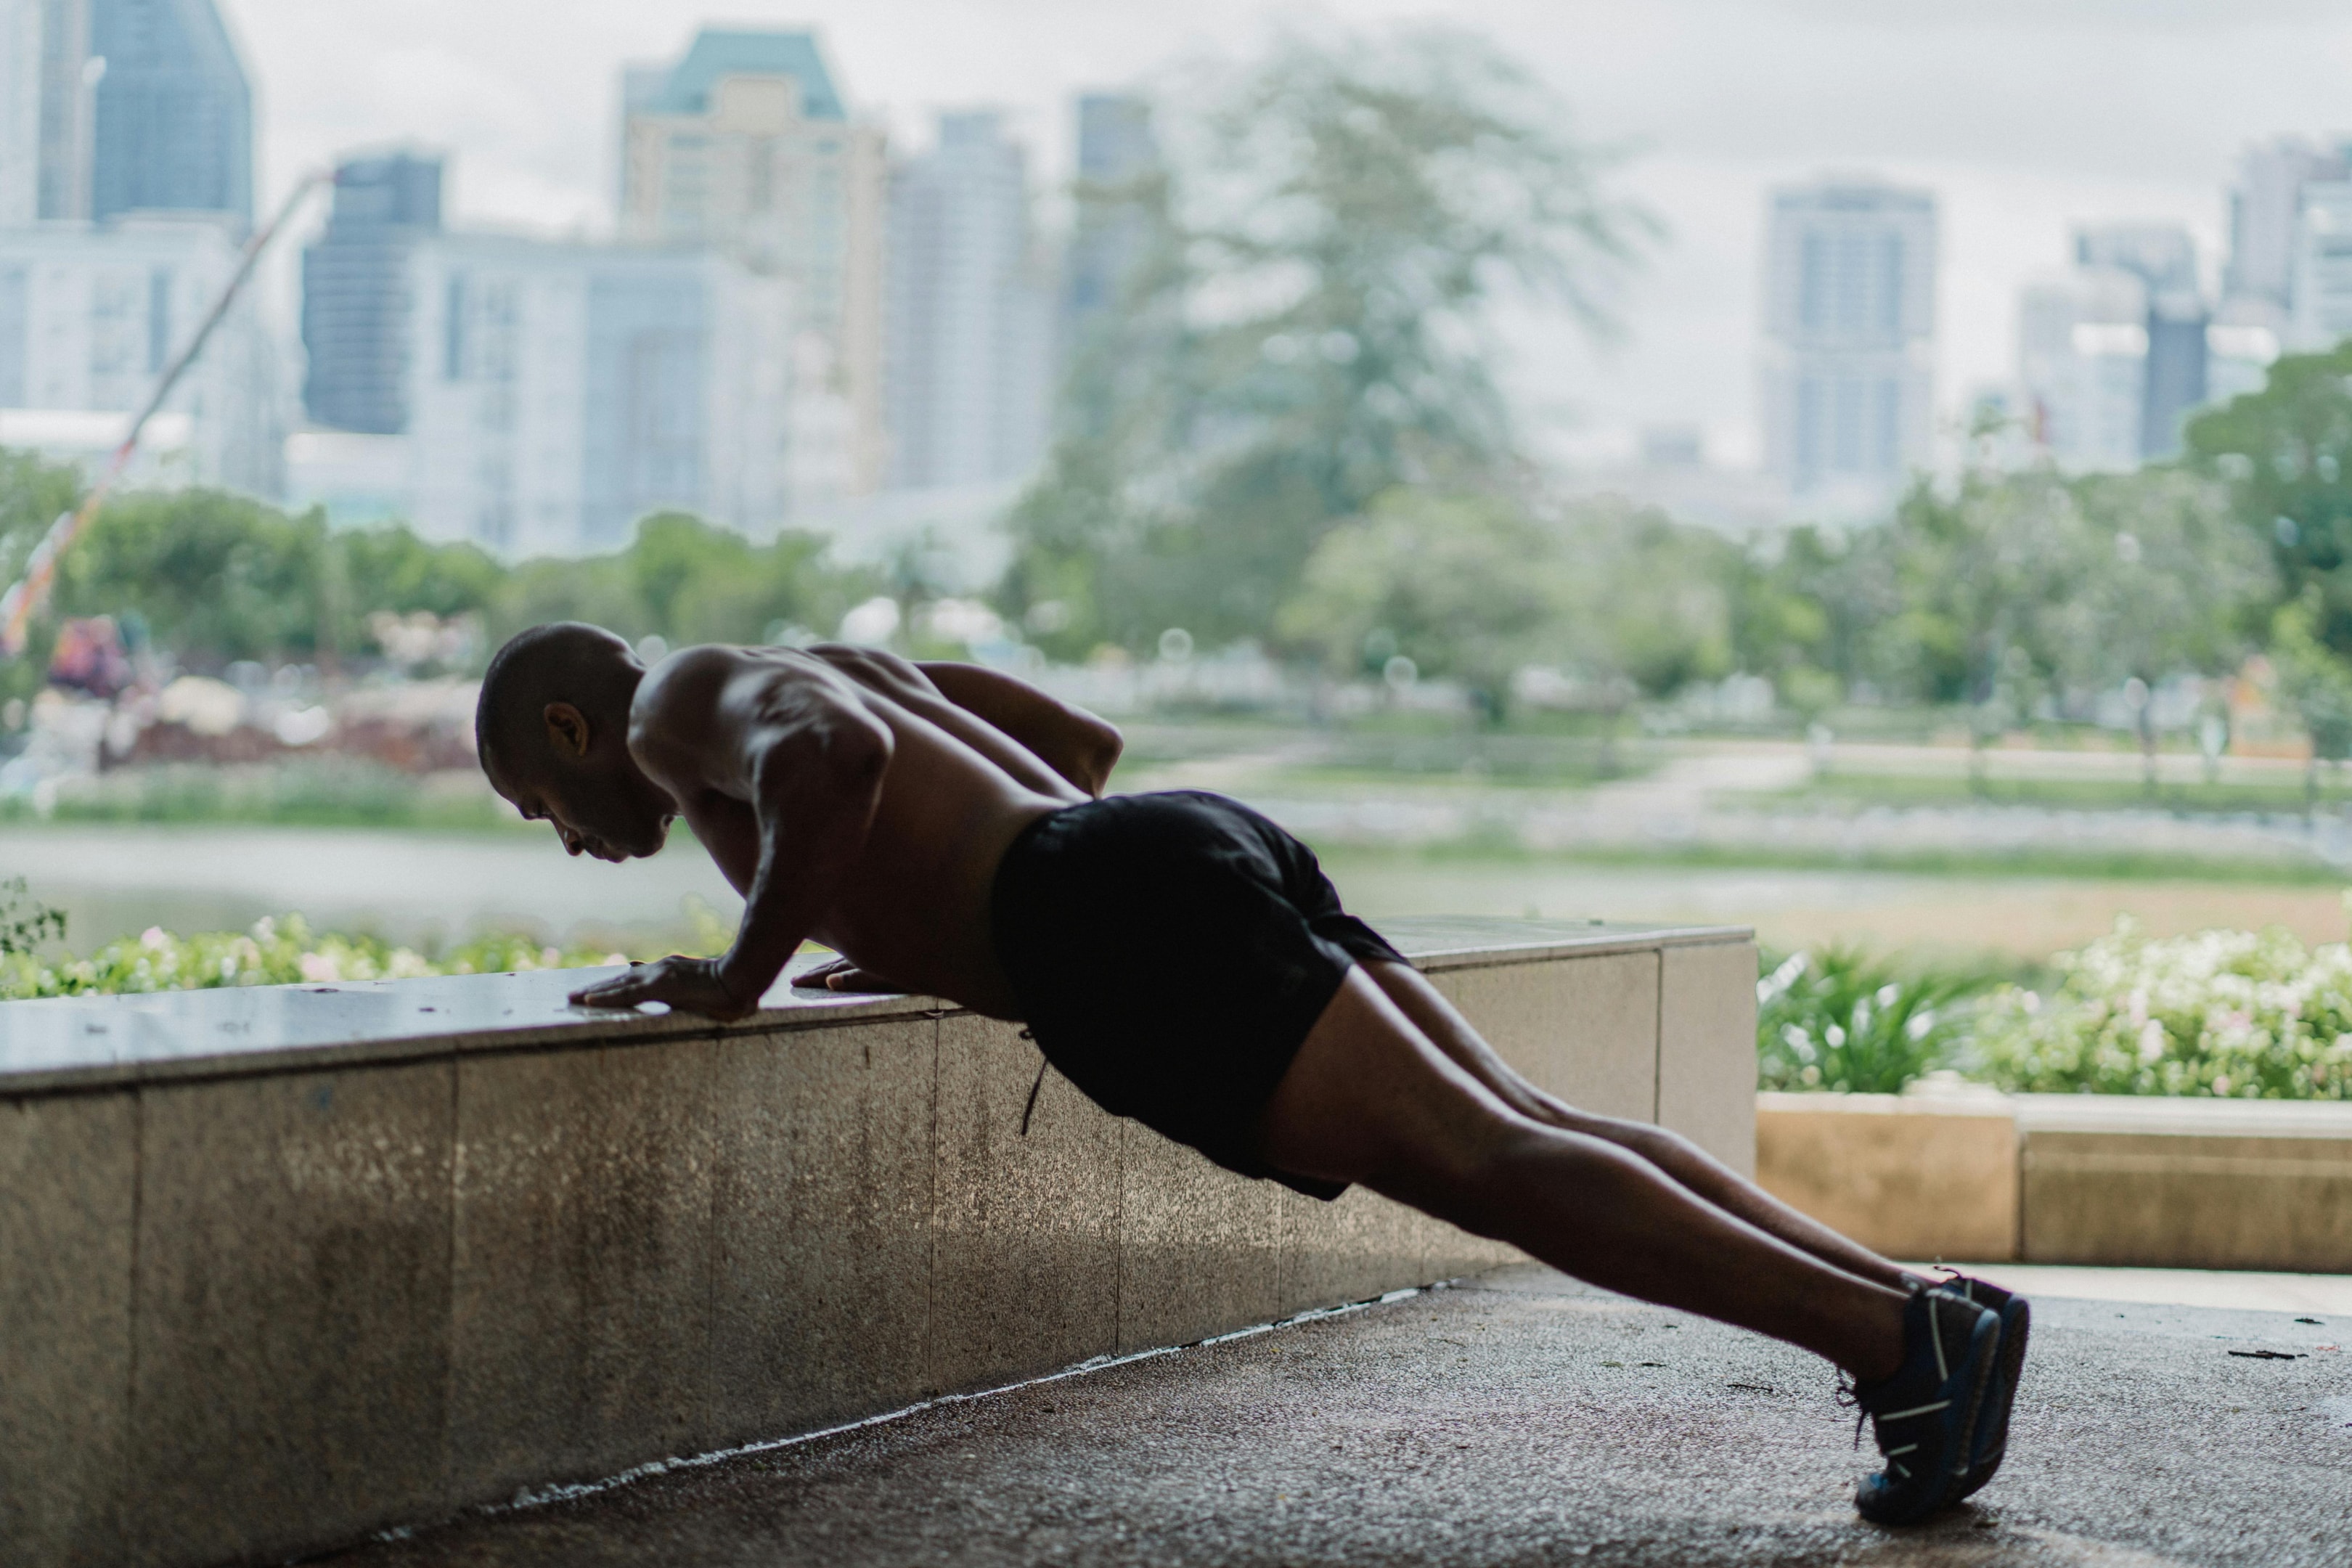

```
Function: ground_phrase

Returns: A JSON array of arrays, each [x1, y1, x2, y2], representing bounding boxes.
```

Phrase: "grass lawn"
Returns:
[[1786, 768, 2352, 816]]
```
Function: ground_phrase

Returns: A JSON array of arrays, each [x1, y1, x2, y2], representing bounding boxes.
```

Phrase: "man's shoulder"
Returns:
[[634, 644, 856, 730]]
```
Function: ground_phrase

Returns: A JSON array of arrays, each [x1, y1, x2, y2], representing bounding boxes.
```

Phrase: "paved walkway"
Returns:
[[327, 1265, 2350, 1567]]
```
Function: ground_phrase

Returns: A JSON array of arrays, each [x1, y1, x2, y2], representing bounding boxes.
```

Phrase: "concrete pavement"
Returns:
[[322, 1264, 2350, 1567]]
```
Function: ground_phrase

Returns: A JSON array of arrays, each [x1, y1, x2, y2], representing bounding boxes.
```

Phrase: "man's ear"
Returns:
[[544, 701, 592, 759]]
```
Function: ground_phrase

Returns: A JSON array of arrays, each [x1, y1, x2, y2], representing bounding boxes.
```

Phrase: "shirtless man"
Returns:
[[474, 621, 2028, 1525]]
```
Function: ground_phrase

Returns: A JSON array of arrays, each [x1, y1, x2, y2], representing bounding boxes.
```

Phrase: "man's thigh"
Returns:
[[1249, 967, 1527, 1191]]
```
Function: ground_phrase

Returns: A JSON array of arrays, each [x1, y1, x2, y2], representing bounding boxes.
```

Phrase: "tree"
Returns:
[[1276, 490, 1739, 723], [2041, 470, 2271, 784], [1277, 489, 1561, 716], [2184, 343, 2352, 654], [1002, 27, 1654, 656]]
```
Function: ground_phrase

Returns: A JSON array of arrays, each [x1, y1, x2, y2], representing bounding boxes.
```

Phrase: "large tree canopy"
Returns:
[[1002, 28, 1655, 658]]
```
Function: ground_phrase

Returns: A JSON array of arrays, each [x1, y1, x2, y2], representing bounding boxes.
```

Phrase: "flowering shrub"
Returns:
[[1757, 947, 1992, 1094], [1970, 917, 2352, 1100], [0, 912, 632, 1001]]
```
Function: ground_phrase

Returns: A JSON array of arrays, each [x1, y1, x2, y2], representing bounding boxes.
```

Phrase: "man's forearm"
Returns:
[[715, 731, 887, 1002]]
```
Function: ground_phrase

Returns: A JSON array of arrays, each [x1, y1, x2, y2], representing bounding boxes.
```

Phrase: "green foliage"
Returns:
[[0, 451, 871, 675], [1756, 947, 1993, 1094], [0, 911, 640, 1000], [2185, 343, 2352, 654], [0, 876, 67, 956], [1971, 917, 2352, 1099], [1277, 490, 1559, 714], [1277, 490, 1739, 719], [1003, 28, 1653, 656], [0, 760, 518, 830], [2269, 589, 2352, 763]]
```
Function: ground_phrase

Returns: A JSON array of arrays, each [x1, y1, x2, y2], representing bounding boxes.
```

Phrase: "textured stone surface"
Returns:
[[706, 1019, 939, 1444], [319, 1264, 2352, 1568], [930, 1014, 1122, 1390], [1115, 1122, 1280, 1353], [1756, 1092, 2020, 1262], [448, 1043, 716, 1500], [128, 1065, 454, 1567], [1275, 1184, 1432, 1316], [1429, 951, 1659, 1121], [2023, 1129, 2352, 1271], [1657, 940, 1759, 1174], [0, 1092, 134, 1567]]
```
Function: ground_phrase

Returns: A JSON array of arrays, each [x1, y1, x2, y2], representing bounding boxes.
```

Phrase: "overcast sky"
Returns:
[[218, 0, 2352, 470]]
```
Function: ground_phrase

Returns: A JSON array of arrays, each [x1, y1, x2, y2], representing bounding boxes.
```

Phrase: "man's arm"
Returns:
[[571, 653, 891, 1019], [915, 661, 1124, 797]]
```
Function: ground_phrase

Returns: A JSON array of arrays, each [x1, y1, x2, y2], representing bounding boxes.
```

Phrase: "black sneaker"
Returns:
[[1936, 1272, 2030, 1500], [1850, 1286, 2002, 1526]]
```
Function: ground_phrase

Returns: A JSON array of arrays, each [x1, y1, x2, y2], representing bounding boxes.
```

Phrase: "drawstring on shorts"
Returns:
[[1018, 1028, 1048, 1136]]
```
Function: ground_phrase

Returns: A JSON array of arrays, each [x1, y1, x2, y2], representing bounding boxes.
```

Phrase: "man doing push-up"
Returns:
[[473, 622, 2029, 1525]]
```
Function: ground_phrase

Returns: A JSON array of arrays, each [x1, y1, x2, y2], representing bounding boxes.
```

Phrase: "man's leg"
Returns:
[[1361, 960, 1919, 1293], [1257, 968, 1909, 1381]]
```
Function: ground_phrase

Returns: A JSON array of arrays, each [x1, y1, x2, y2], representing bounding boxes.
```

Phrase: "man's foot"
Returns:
[[1936, 1272, 2031, 1500], [1850, 1286, 2003, 1526]]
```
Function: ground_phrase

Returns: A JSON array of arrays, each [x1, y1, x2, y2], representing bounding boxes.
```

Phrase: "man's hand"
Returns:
[[794, 954, 904, 994], [570, 955, 753, 1020]]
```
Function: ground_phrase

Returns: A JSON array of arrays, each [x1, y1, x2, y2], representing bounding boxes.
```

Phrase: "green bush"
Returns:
[[0, 912, 637, 1000], [1756, 947, 1992, 1094], [1971, 916, 2352, 1099]]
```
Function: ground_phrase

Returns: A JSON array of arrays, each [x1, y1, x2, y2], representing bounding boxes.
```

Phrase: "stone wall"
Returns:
[[0, 918, 1757, 1567]]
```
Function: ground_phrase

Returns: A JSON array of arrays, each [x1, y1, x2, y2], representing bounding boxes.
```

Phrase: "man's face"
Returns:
[[493, 756, 674, 862]]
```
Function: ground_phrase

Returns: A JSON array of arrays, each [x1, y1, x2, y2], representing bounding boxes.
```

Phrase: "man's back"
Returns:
[[626, 642, 1114, 1015]]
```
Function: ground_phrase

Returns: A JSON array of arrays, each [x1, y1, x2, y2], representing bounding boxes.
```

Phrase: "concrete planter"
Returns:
[[1757, 1087, 2352, 1271], [0, 916, 1756, 1568]]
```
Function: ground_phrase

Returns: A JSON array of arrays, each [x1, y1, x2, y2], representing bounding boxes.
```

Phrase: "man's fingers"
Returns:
[[571, 971, 655, 1007]]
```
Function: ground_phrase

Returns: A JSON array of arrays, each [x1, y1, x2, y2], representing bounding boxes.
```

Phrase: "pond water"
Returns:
[[1, 821, 2340, 963]]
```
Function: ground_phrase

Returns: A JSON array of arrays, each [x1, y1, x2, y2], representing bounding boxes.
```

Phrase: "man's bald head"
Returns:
[[474, 622, 639, 787]]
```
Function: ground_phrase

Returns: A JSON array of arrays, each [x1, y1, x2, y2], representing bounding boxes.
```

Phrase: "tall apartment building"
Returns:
[[885, 110, 1054, 491], [1061, 92, 1160, 359], [88, 0, 250, 227], [2290, 179, 2352, 354], [2073, 223, 2206, 458], [301, 152, 442, 435], [1759, 179, 1937, 505], [2228, 137, 2348, 309], [1, 0, 38, 225], [399, 234, 797, 558], [2017, 267, 2150, 473], [618, 28, 886, 497], [1, 0, 94, 223], [0, 216, 279, 491]]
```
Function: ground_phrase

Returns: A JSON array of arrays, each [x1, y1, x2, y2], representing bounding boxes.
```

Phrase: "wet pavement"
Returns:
[[324, 1263, 2351, 1568]]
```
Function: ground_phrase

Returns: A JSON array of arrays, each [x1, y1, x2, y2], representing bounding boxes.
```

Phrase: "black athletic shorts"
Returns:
[[989, 789, 1408, 1200]]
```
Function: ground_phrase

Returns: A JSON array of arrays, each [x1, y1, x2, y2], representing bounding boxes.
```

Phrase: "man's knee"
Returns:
[[1385, 1116, 1639, 1238]]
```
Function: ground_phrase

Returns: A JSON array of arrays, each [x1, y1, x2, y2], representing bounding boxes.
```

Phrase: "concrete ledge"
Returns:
[[0, 917, 1756, 1568], [1757, 1089, 2352, 1271]]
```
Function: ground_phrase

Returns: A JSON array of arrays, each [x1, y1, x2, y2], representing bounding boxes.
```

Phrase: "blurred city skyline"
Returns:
[[212, 0, 2352, 470]]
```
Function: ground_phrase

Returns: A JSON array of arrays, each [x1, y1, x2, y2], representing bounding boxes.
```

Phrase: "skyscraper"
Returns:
[[2290, 179, 2352, 354], [2074, 223, 2206, 458], [1759, 179, 1937, 504], [0, 216, 279, 491], [885, 110, 1054, 491], [403, 234, 794, 558], [88, 0, 250, 226], [37, 0, 94, 220], [618, 28, 886, 495], [1, 0, 95, 224], [1061, 93, 1160, 359], [2017, 267, 2149, 473], [1, 0, 38, 226], [2227, 137, 2348, 309], [301, 152, 442, 434]]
